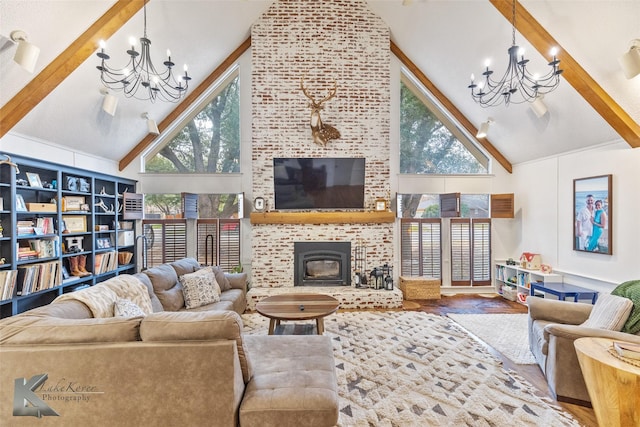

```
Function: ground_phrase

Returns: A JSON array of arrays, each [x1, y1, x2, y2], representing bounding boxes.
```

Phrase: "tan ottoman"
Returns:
[[399, 276, 441, 300], [240, 335, 339, 427]]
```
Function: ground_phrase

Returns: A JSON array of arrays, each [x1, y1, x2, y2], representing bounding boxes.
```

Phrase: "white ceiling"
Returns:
[[1, 0, 639, 168]]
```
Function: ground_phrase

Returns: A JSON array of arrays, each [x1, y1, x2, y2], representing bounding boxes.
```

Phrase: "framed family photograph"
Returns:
[[574, 174, 612, 255]]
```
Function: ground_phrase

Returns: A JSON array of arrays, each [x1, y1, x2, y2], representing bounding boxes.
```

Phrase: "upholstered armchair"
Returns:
[[527, 295, 640, 406]]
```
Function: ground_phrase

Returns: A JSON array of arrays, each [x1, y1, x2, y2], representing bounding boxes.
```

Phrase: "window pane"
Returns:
[[460, 194, 490, 218], [400, 79, 487, 174], [145, 75, 240, 173], [144, 193, 241, 219]]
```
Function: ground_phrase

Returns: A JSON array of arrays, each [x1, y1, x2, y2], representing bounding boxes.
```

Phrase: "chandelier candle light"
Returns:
[[96, 2, 190, 102], [468, 1, 562, 107]]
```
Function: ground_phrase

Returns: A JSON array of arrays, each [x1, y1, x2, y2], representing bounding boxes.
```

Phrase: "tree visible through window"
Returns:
[[145, 74, 240, 174], [400, 76, 488, 175]]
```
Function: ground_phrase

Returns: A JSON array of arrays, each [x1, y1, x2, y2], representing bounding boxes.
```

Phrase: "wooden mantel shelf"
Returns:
[[250, 211, 396, 225]]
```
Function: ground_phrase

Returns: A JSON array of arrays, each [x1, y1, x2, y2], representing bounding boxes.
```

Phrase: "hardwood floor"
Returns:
[[406, 294, 598, 427]]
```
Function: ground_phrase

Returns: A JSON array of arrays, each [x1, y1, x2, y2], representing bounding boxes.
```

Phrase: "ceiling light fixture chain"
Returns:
[[96, 1, 191, 103], [467, 0, 563, 107]]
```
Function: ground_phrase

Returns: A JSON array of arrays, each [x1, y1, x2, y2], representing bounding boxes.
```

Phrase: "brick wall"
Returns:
[[251, 0, 392, 287]]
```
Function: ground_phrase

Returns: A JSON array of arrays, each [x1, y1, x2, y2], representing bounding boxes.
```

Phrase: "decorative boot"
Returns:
[[77, 255, 91, 277], [68, 256, 83, 277]]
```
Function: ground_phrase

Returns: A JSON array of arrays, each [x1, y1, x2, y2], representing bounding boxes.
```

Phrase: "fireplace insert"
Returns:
[[294, 241, 351, 286]]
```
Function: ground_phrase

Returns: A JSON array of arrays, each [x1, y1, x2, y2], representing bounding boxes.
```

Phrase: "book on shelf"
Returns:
[[94, 250, 118, 275], [16, 261, 61, 296], [0, 270, 18, 301], [613, 341, 640, 360]]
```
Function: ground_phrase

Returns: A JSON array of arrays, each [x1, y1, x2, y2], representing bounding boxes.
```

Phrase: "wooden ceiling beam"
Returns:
[[391, 41, 513, 174], [490, 0, 640, 148], [119, 36, 252, 171], [0, 0, 145, 138]]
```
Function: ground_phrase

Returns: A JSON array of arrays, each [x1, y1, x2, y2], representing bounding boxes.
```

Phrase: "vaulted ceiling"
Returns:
[[1, 0, 639, 172]]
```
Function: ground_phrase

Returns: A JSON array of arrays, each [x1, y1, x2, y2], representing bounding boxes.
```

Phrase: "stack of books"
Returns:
[[613, 341, 640, 360], [17, 246, 39, 261]]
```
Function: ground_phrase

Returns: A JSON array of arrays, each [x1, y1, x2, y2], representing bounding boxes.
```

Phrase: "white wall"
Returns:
[[510, 141, 639, 292], [1, 132, 132, 179]]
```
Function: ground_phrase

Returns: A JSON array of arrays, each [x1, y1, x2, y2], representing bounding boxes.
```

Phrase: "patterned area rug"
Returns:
[[242, 311, 579, 427], [447, 313, 537, 365]]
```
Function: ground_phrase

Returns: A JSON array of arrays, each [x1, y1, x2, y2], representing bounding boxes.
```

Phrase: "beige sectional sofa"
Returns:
[[0, 258, 339, 426]]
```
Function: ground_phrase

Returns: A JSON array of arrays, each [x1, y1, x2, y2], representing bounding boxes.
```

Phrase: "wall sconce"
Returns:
[[100, 88, 118, 116], [476, 118, 493, 138], [530, 95, 548, 118], [619, 39, 640, 79], [142, 112, 159, 135], [10, 30, 40, 73]]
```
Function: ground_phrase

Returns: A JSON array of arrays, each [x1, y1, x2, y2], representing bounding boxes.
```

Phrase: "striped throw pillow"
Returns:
[[581, 293, 633, 331]]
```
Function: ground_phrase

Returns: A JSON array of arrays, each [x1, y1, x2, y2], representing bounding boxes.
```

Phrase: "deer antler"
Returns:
[[300, 77, 341, 146]]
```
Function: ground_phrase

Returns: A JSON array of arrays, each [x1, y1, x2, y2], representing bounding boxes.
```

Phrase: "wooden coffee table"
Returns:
[[256, 293, 340, 335]]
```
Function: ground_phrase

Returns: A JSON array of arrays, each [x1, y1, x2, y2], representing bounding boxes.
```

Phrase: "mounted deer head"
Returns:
[[300, 77, 341, 146]]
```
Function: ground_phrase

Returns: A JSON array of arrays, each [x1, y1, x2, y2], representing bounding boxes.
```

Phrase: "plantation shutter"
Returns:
[[182, 193, 199, 219], [219, 219, 240, 271], [440, 193, 460, 218], [401, 219, 420, 276], [197, 219, 241, 270], [142, 220, 187, 267], [450, 218, 471, 285], [161, 221, 187, 262], [472, 219, 491, 285], [491, 193, 514, 218], [421, 219, 441, 278], [400, 218, 441, 278], [122, 192, 143, 220], [197, 220, 218, 266]]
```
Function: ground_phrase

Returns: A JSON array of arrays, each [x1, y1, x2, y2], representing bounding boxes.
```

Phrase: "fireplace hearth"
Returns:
[[294, 242, 351, 286]]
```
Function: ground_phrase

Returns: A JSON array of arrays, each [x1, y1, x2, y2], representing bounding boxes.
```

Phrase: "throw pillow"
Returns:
[[180, 271, 221, 310], [193, 266, 231, 291], [580, 293, 633, 331], [611, 280, 640, 334], [114, 298, 146, 318]]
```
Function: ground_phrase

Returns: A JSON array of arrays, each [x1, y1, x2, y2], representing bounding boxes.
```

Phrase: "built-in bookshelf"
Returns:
[[494, 261, 562, 305], [0, 153, 140, 318]]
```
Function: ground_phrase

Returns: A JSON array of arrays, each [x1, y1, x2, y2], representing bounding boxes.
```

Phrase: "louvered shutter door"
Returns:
[[182, 193, 199, 219], [197, 220, 218, 266], [401, 219, 419, 275], [440, 193, 460, 218], [123, 193, 143, 220], [491, 193, 514, 218], [450, 218, 471, 285], [162, 221, 187, 263], [471, 219, 491, 285], [421, 219, 441, 278], [219, 219, 240, 271]]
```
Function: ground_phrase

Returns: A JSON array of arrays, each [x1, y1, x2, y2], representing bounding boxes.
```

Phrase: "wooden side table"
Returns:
[[574, 337, 640, 427]]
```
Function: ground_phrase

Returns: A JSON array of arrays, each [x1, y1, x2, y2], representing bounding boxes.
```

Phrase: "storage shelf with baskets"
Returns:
[[494, 261, 562, 305]]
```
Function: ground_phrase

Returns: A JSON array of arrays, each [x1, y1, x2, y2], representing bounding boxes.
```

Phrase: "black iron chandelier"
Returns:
[[96, 2, 190, 103], [467, 1, 562, 107]]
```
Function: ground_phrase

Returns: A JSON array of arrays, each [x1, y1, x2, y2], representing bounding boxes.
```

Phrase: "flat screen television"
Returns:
[[273, 158, 365, 209]]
